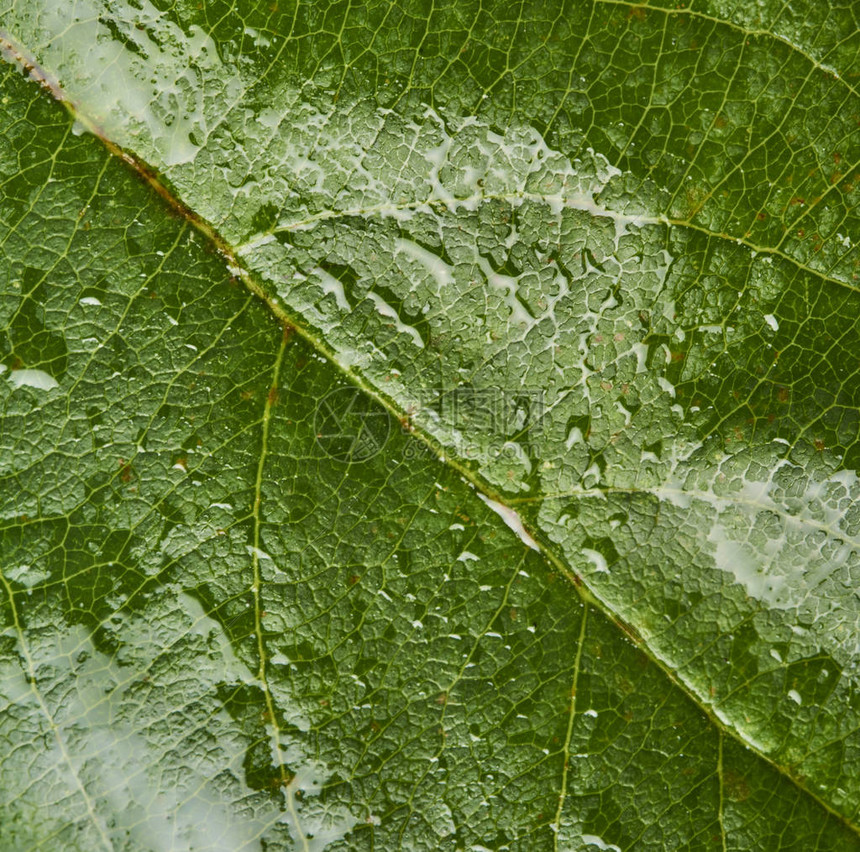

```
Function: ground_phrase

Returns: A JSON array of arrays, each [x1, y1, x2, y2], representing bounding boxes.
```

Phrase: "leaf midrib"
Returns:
[[3, 36, 859, 839]]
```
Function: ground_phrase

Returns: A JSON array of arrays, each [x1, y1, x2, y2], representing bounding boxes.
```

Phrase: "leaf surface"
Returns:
[[1, 0, 859, 848]]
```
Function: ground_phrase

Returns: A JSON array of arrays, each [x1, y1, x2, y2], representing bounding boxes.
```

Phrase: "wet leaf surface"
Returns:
[[1, 0, 859, 848]]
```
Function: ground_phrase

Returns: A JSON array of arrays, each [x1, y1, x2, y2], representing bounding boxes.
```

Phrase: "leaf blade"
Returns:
[[1, 3, 860, 844]]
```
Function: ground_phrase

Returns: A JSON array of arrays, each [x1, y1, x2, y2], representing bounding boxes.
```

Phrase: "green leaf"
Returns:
[[1, 0, 859, 848]]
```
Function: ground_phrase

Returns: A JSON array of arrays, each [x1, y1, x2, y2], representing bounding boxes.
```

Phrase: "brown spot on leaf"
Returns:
[[724, 770, 750, 802]]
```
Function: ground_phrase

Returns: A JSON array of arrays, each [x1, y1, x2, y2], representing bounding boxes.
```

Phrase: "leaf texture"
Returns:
[[1, 0, 859, 848]]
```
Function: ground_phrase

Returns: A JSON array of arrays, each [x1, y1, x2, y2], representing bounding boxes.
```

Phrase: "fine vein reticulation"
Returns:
[[1, 1, 859, 849]]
